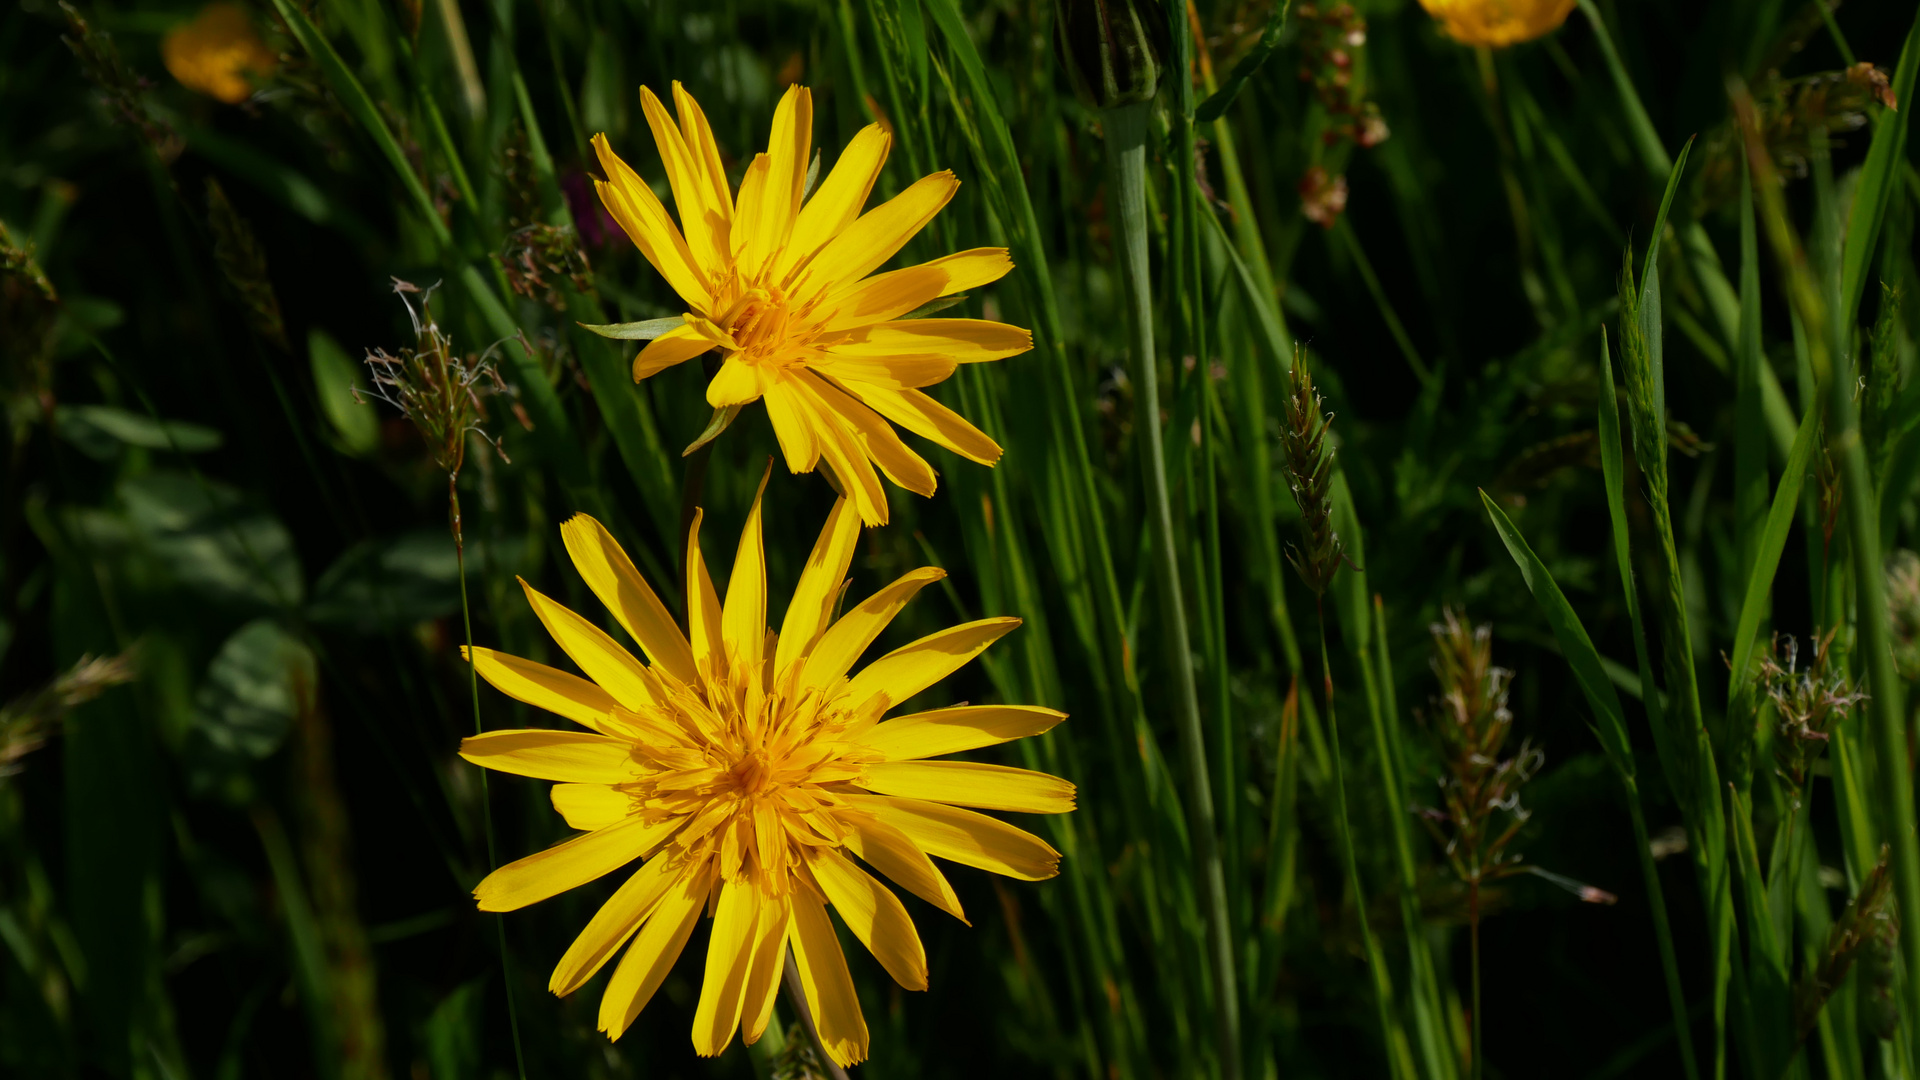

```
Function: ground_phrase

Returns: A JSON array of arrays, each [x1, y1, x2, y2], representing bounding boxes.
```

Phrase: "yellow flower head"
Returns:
[[162, 3, 277, 104], [592, 83, 1033, 526], [459, 482, 1072, 1064], [1415, 0, 1574, 47]]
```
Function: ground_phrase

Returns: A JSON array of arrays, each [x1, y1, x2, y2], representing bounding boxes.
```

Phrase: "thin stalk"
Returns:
[[1626, 778, 1701, 1080], [1103, 100, 1241, 1080], [1469, 876, 1482, 1080], [454, 480, 527, 1080], [782, 952, 851, 1080], [1317, 601, 1404, 1074]]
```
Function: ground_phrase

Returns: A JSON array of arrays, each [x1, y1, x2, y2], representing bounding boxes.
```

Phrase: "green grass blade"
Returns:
[[1839, 10, 1920, 327], [1723, 404, 1820, 726]]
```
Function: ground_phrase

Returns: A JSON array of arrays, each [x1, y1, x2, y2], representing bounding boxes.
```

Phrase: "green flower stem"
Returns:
[[454, 483, 528, 1080], [1102, 99, 1241, 1080]]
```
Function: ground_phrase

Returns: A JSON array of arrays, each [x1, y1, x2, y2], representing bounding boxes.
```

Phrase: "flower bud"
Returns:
[[1054, 0, 1171, 111]]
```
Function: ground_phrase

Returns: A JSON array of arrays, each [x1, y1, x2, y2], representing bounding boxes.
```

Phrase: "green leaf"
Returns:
[[682, 404, 743, 457], [1839, 10, 1920, 327], [578, 317, 685, 341], [1479, 490, 1634, 774], [1724, 402, 1820, 713], [1194, 0, 1293, 122], [192, 619, 314, 762], [900, 294, 969, 320], [54, 405, 221, 457], [306, 329, 377, 457], [121, 472, 303, 611]]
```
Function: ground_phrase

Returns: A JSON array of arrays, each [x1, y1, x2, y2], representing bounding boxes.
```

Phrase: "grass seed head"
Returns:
[[1888, 550, 1920, 680], [1418, 609, 1540, 886], [358, 279, 511, 479], [1755, 629, 1867, 791], [1279, 350, 1343, 595]]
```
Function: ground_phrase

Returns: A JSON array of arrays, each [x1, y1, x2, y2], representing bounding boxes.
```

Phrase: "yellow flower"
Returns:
[[459, 484, 1072, 1064], [161, 3, 277, 104], [592, 83, 1033, 526], [1416, 0, 1574, 47]]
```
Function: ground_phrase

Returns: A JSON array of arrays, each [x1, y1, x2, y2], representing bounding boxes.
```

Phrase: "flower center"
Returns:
[[718, 285, 807, 367]]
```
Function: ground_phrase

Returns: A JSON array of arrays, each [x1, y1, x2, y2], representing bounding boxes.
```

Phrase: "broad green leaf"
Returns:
[[192, 619, 314, 761], [307, 328, 378, 457], [121, 472, 303, 611], [54, 405, 222, 458]]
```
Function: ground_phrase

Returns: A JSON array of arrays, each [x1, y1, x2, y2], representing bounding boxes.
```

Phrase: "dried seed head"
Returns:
[[1418, 609, 1541, 885], [1279, 350, 1344, 595], [2, 650, 139, 780], [1888, 550, 1920, 681], [357, 278, 513, 479], [1756, 629, 1867, 791], [1796, 845, 1899, 1044]]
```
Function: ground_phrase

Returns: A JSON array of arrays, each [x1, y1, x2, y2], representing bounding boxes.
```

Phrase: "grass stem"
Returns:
[[1103, 99, 1241, 1080]]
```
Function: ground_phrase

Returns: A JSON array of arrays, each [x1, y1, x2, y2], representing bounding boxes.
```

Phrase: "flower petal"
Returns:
[[856, 705, 1067, 761], [845, 813, 965, 923], [812, 354, 957, 390], [721, 466, 772, 673], [787, 882, 869, 1065], [924, 247, 1014, 295], [738, 895, 793, 1045], [797, 171, 958, 297], [632, 322, 715, 381], [549, 854, 678, 995], [818, 264, 950, 332], [835, 381, 1003, 466], [458, 729, 637, 783], [591, 133, 710, 310], [843, 616, 1020, 709], [856, 761, 1076, 815], [847, 794, 1061, 880], [808, 847, 928, 990], [763, 375, 822, 474], [599, 868, 708, 1038], [799, 370, 936, 497], [672, 82, 733, 227], [559, 514, 698, 685], [745, 83, 811, 276], [462, 646, 621, 734], [520, 577, 659, 710], [640, 86, 731, 278], [799, 566, 946, 694], [798, 381, 891, 526], [829, 318, 1033, 363], [775, 496, 861, 678], [778, 123, 891, 281], [706, 356, 767, 408], [550, 782, 632, 831], [684, 508, 727, 684], [474, 812, 679, 911], [692, 878, 759, 1057]]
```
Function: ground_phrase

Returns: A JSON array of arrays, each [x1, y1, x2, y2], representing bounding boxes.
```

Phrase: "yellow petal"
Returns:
[[857, 705, 1067, 761], [801, 383, 891, 526], [684, 509, 726, 684], [739, 896, 794, 1045], [857, 760, 1076, 814], [520, 577, 658, 710], [774, 496, 861, 678], [818, 264, 950, 331], [925, 247, 1015, 295], [829, 318, 1034, 363], [799, 371, 936, 497], [550, 854, 677, 996], [640, 86, 731, 277], [779, 123, 891, 281], [836, 382, 1003, 466], [474, 812, 678, 911], [722, 466, 773, 673], [787, 882, 870, 1065], [845, 814, 965, 922], [763, 376, 823, 475], [591, 134, 710, 310], [600, 868, 708, 1039], [731, 154, 775, 272], [551, 783, 632, 831], [798, 171, 958, 296], [462, 646, 620, 734], [812, 354, 958, 391], [458, 729, 637, 783], [843, 616, 1020, 709], [736, 84, 810, 276], [799, 566, 946, 693], [847, 794, 1061, 880], [633, 322, 716, 381], [672, 81, 733, 231], [706, 356, 767, 408], [807, 847, 927, 990], [559, 514, 698, 685], [692, 878, 759, 1057]]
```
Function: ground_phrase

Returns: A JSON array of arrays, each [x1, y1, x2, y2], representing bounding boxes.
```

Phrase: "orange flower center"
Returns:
[[717, 284, 813, 367]]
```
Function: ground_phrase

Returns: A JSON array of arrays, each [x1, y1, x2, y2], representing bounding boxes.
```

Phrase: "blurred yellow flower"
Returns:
[[162, 3, 276, 104], [1416, 0, 1575, 47], [594, 82, 1032, 526], [459, 487, 1071, 1063]]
